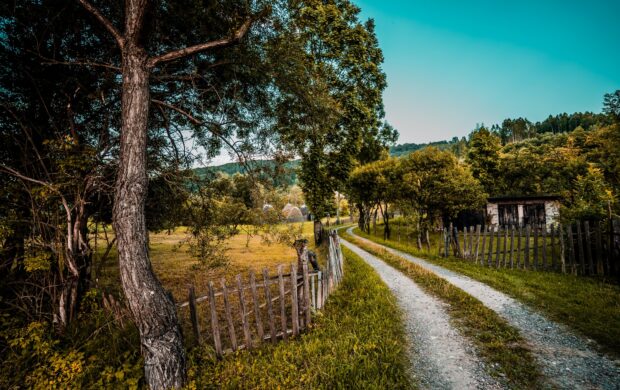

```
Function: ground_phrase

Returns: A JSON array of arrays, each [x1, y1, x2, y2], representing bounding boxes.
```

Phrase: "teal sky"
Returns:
[[355, 0, 620, 143]]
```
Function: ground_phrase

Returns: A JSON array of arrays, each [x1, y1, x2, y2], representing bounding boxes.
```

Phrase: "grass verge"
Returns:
[[342, 230, 544, 389], [188, 246, 414, 389], [356, 225, 620, 358]]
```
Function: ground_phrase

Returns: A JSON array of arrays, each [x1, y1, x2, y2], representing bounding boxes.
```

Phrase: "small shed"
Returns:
[[486, 195, 560, 228]]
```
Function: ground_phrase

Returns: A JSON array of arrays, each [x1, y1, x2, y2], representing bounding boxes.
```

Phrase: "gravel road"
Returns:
[[348, 228, 620, 390], [341, 236, 502, 389]]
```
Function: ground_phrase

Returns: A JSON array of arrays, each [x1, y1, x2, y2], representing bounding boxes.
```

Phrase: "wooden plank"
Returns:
[[221, 278, 237, 351], [509, 225, 515, 268], [577, 222, 585, 275], [559, 224, 566, 273], [595, 223, 604, 275], [495, 226, 502, 267], [302, 261, 312, 327], [290, 263, 299, 336], [276, 265, 288, 341], [207, 281, 222, 357], [502, 227, 508, 267], [487, 226, 494, 267], [533, 226, 539, 270], [550, 225, 557, 270], [188, 285, 202, 345], [516, 226, 522, 269], [236, 275, 252, 349], [542, 226, 548, 270], [584, 221, 593, 274], [463, 227, 468, 258], [426, 229, 431, 251], [262, 268, 277, 342], [317, 271, 323, 309], [567, 224, 576, 274], [524, 225, 531, 269], [249, 271, 264, 342], [474, 225, 481, 264], [444, 227, 449, 257]]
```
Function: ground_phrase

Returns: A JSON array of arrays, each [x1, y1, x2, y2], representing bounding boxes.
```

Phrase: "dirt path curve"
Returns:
[[348, 228, 620, 390], [340, 235, 502, 390]]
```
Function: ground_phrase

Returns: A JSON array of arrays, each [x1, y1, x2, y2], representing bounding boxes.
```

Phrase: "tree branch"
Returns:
[[147, 18, 253, 68], [77, 0, 125, 49]]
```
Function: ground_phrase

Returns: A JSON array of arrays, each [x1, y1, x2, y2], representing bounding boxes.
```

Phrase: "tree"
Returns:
[[603, 90, 620, 123], [467, 126, 502, 195]]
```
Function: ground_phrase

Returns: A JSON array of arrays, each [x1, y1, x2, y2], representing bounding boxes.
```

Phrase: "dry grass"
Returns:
[[95, 222, 317, 302]]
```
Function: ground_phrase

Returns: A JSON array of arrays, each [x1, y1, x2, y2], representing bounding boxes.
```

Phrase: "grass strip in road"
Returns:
[[342, 230, 544, 389], [188, 246, 414, 389], [356, 226, 620, 358]]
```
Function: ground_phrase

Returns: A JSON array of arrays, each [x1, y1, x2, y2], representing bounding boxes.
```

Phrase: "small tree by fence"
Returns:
[[439, 218, 620, 277], [177, 230, 344, 357]]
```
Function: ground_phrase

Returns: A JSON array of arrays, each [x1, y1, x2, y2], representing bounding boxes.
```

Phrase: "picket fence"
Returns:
[[440, 218, 620, 277], [177, 230, 344, 357]]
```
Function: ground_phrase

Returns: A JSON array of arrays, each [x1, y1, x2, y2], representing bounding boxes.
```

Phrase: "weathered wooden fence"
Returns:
[[439, 219, 620, 276], [177, 231, 344, 357]]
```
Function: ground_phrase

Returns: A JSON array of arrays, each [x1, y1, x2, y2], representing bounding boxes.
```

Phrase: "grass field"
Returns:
[[188, 245, 413, 389], [355, 224, 620, 358], [342, 229, 544, 389], [94, 222, 317, 301]]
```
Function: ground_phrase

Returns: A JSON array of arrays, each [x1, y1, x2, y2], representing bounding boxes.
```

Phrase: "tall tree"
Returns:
[[467, 126, 502, 195]]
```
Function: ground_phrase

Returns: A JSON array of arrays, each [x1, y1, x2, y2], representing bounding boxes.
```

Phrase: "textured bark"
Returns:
[[112, 39, 186, 390]]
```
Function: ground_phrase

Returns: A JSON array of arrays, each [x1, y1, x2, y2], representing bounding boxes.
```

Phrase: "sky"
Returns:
[[354, 0, 620, 144]]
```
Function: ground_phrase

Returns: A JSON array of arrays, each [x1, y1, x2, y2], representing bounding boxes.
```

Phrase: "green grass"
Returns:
[[188, 246, 414, 389], [356, 225, 620, 358], [342, 230, 544, 389]]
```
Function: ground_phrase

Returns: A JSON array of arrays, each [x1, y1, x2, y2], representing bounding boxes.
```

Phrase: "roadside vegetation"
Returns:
[[342, 229, 544, 389], [355, 224, 620, 358], [188, 246, 413, 389]]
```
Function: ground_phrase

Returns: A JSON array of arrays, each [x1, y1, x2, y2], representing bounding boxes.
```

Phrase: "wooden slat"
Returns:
[[524, 225, 531, 269], [290, 263, 299, 336], [533, 226, 539, 270], [577, 222, 585, 275], [487, 226, 494, 267], [236, 275, 252, 349], [584, 221, 593, 274], [542, 226, 548, 270], [551, 225, 557, 270], [302, 261, 312, 327], [188, 285, 202, 345], [444, 228, 449, 258], [310, 273, 316, 309], [559, 223, 566, 273], [463, 227, 468, 258], [509, 225, 515, 268], [595, 223, 604, 275], [567, 224, 576, 274], [494, 226, 501, 268], [317, 271, 323, 309], [474, 225, 481, 263], [249, 271, 264, 342], [516, 226, 522, 269], [502, 227, 508, 267], [208, 281, 222, 357], [277, 265, 288, 341], [480, 225, 487, 265], [221, 278, 237, 351], [262, 268, 277, 342]]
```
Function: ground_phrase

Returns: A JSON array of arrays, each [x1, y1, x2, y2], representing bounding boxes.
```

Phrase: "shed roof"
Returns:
[[488, 194, 561, 202]]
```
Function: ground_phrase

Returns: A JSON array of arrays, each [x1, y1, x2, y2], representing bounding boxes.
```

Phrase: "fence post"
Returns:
[[550, 225, 557, 270], [188, 285, 202, 345], [487, 226, 495, 267], [302, 261, 312, 327], [502, 227, 508, 267], [516, 225, 522, 268], [567, 224, 576, 274], [533, 226, 539, 270], [317, 271, 323, 309], [262, 268, 277, 342], [595, 223, 603, 275], [207, 281, 222, 358], [290, 263, 299, 336], [249, 271, 264, 342], [236, 274, 253, 349], [480, 225, 487, 265], [584, 221, 594, 274], [276, 266, 288, 341], [474, 225, 481, 264], [221, 278, 237, 351], [577, 222, 585, 275], [463, 227, 468, 258], [559, 223, 566, 274], [542, 226, 548, 270], [509, 225, 515, 268], [524, 225, 531, 269], [495, 226, 502, 267], [444, 228, 449, 258]]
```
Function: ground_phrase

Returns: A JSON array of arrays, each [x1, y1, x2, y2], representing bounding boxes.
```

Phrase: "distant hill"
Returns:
[[199, 140, 456, 182]]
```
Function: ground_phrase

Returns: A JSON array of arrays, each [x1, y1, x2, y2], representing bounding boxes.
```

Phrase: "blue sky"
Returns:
[[355, 0, 620, 143]]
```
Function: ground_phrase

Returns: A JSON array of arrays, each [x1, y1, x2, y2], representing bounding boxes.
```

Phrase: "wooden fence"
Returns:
[[439, 218, 620, 276], [177, 230, 344, 357]]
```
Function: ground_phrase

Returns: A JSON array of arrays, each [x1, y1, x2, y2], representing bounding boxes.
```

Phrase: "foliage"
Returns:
[[189, 245, 412, 389], [467, 126, 502, 195]]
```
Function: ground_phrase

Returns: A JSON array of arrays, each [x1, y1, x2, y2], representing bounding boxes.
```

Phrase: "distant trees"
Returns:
[[466, 127, 502, 195]]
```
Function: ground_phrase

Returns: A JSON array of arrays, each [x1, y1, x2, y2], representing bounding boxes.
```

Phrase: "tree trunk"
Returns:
[[113, 44, 186, 389]]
